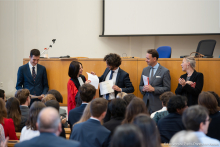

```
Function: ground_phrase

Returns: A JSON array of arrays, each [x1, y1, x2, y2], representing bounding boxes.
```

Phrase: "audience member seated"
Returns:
[[6, 97, 26, 132], [182, 105, 220, 145], [0, 99, 18, 140], [208, 91, 220, 107], [20, 101, 45, 142], [68, 84, 96, 129], [0, 89, 5, 100], [15, 107, 80, 147], [198, 92, 220, 141], [0, 124, 5, 145], [122, 97, 148, 124], [70, 98, 110, 147], [170, 130, 200, 147], [41, 94, 56, 103], [116, 92, 127, 99], [103, 98, 126, 136], [45, 100, 66, 139], [123, 94, 135, 106], [133, 114, 161, 147], [111, 124, 145, 147], [158, 95, 187, 143], [73, 102, 91, 126], [152, 91, 175, 124], [15, 89, 30, 124]]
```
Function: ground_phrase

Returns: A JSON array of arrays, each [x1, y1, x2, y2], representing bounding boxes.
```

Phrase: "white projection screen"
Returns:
[[102, 0, 220, 36]]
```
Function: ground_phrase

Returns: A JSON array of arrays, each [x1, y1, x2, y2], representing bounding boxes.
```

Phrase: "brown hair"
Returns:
[[122, 97, 148, 124], [15, 89, 30, 105], [104, 53, 121, 67], [6, 97, 21, 132], [159, 91, 175, 107], [42, 94, 56, 104], [26, 101, 46, 130], [0, 98, 7, 123], [90, 98, 108, 118], [147, 49, 159, 60], [79, 84, 96, 102], [198, 92, 220, 115]]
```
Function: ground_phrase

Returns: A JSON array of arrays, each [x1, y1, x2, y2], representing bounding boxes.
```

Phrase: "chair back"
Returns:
[[196, 40, 216, 57], [157, 46, 171, 58]]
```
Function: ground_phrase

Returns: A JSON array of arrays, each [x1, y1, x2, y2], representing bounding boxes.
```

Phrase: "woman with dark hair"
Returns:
[[122, 97, 148, 124], [20, 101, 46, 142], [0, 99, 18, 140], [6, 97, 26, 132], [208, 91, 220, 107], [133, 114, 161, 147], [198, 91, 220, 140], [67, 61, 90, 114]]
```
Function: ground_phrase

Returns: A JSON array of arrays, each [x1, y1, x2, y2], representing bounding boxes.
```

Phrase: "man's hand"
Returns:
[[112, 85, 122, 92], [85, 80, 91, 84], [91, 71, 96, 75], [60, 116, 67, 124], [39, 94, 45, 100], [142, 85, 155, 92]]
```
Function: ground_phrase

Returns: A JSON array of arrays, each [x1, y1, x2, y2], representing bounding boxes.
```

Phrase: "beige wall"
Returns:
[[0, 0, 220, 97]]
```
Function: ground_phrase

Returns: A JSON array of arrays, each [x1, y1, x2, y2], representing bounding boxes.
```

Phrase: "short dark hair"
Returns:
[[0, 98, 7, 123], [68, 61, 80, 79], [47, 89, 63, 103], [208, 91, 220, 107], [147, 49, 159, 60], [123, 94, 136, 106], [0, 89, 5, 100], [45, 100, 60, 112], [79, 84, 96, 103], [30, 49, 40, 57], [90, 98, 108, 118], [159, 91, 175, 107], [182, 105, 208, 131], [109, 98, 126, 118], [104, 53, 121, 67], [167, 95, 187, 113], [15, 89, 30, 105]]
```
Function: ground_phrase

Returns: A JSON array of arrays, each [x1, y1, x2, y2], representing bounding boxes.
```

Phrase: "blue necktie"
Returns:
[[106, 70, 114, 100]]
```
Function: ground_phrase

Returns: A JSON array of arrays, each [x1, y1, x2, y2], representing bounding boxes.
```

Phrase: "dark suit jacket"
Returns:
[[103, 117, 124, 136], [175, 70, 203, 106], [207, 112, 220, 141], [70, 119, 111, 147], [158, 113, 185, 143], [15, 132, 80, 147], [68, 104, 87, 129]]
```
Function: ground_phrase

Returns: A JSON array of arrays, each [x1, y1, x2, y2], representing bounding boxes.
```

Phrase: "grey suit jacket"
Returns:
[[20, 105, 29, 119], [139, 64, 171, 113]]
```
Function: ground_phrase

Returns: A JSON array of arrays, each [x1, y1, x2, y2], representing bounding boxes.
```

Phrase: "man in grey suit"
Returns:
[[139, 49, 171, 114]]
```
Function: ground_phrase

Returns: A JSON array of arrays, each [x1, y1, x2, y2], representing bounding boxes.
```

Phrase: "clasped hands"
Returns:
[[179, 78, 193, 87], [142, 85, 155, 92]]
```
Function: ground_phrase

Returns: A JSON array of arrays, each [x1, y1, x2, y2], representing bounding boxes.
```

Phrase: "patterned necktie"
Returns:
[[106, 70, 114, 100], [150, 67, 154, 80], [32, 67, 36, 82]]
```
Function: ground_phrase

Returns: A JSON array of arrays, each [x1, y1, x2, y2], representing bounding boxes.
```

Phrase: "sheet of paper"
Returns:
[[142, 75, 149, 85], [86, 72, 99, 89], [99, 80, 114, 95]]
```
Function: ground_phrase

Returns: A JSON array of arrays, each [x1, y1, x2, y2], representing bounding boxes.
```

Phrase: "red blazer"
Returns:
[[1, 118, 18, 140]]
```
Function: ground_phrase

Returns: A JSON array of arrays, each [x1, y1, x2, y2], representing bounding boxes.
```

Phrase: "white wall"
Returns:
[[0, 0, 220, 97]]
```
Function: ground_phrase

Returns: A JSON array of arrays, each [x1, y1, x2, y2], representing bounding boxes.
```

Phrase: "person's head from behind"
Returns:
[[47, 89, 63, 103], [182, 105, 210, 134], [42, 94, 56, 104], [104, 53, 121, 70], [123, 94, 136, 106], [170, 130, 200, 147], [116, 92, 127, 99], [123, 97, 148, 124], [29, 49, 40, 66], [79, 84, 96, 103], [146, 49, 159, 67], [68, 61, 83, 79], [133, 114, 160, 147], [0, 89, 5, 100], [15, 89, 30, 106], [0, 98, 7, 124], [45, 100, 60, 112], [37, 107, 61, 136], [198, 91, 220, 115], [26, 101, 46, 130], [167, 95, 187, 115], [160, 91, 175, 107], [111, 124, 145, 147], [208, 91, 220, 107], [181, 56, 196, 71], [90, 98, 108, 120], [109, 98, 126, 119]]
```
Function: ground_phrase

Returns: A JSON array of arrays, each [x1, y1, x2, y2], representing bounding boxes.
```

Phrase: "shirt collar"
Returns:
[[29, 61, 37, 69], [111, 67, 119, 73], [82, 102, 88, 104], [152, 63, 159, 69], [90, 117, 100, 122]]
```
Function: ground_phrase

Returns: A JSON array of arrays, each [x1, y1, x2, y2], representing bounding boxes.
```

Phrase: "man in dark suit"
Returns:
[[70, 98, 111, 147], [16, 49, 49, 106], [158, 95, 187, 143], [68, 84, 96, 129], [139, 49, 171, 113], [15, 107, 80, 147]]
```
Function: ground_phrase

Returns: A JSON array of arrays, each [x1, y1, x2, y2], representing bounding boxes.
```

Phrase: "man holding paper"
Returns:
[[139, 49, 171, 114]]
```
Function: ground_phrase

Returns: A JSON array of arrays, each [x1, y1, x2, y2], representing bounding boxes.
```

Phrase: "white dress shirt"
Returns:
[[29, 61, 37, 75]]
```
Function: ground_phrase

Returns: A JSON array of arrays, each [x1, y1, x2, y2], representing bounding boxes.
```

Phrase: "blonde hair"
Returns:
[[42, 94, 56, 103], [184, 56, 196, 69], [116, 92, 128, 99]]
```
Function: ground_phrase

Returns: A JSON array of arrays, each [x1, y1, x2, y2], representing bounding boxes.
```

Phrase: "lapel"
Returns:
[[189, 70, 197, 81], [115, 68, 121, 86], [103, 68, 110, 81], [149, 64, 162, 85], [35, 64, 40, 83], [26, 63, 34, 83]]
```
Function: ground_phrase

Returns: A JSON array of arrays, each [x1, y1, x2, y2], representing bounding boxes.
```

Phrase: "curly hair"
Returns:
[[104, 53, 121, 67], [159, 91, 175, 107]]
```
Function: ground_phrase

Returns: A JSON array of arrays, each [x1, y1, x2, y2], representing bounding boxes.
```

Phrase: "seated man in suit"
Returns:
[[158, 95, 187, 143], [15, 107, 80, 147], [139, 49, 171, 114], [68, 84, 96, 129], [16, 49, 49, 106], [70, 98, 111, 147]]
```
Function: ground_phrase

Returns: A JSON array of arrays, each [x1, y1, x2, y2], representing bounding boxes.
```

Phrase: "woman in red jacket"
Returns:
[[67, 61, 90, 114], [0, 98, 18, 140]]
